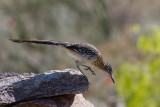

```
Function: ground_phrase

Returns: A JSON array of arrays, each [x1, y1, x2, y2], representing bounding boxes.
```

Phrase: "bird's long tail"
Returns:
[[9, 39, 68, 47]]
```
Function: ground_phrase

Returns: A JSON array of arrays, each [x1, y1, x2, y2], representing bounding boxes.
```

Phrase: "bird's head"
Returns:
[[104, 63, 115, 83]]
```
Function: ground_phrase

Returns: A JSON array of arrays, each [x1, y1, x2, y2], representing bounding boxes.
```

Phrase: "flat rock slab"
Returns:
[[15, 94, 94, 107], [0, 69, 89, 106]]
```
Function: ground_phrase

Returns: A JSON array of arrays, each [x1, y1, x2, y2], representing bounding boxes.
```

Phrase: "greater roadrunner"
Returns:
[[10, 39, 115, 83]]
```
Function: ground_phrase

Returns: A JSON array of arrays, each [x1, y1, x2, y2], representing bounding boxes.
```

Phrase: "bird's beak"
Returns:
[[110, 73, 115, 84]]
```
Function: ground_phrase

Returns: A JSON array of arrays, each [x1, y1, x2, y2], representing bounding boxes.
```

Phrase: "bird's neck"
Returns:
[[91, 56, 106, 71]]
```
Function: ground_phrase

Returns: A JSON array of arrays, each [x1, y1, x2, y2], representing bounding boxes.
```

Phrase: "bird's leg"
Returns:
[[75, 60, 86, 76], [82, 65, 96, 75]]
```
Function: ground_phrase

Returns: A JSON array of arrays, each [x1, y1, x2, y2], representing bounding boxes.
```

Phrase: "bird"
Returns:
[[10, 39, 115, 83]]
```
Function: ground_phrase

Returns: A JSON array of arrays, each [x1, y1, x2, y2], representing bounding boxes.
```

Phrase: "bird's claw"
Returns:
[[83, 67, 96, 75]]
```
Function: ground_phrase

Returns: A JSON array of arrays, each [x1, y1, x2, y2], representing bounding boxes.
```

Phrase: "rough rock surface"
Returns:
[[15, 94, 94, 107], [0, 69, 92, 107]]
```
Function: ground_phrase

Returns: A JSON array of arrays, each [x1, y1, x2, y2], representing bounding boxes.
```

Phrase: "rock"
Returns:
[[15, 98, 57, 107], [71, 94, 94, 107], [15, 94, 94, 107], [0, 69, 90, 106]]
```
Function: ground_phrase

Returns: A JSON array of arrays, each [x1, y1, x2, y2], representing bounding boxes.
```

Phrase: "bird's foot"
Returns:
[[83, 66, 96, 75]]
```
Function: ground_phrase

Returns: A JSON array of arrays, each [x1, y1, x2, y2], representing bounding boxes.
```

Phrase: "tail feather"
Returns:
[[9, 39, 68, 47]]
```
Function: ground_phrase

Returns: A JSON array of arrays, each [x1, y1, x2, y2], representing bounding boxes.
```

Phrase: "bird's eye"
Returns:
[[106, 63, 112, 72], [108, 66, 112, 72]]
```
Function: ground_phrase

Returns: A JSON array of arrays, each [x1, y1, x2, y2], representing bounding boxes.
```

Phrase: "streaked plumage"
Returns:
[[10, 39, 115, 83]]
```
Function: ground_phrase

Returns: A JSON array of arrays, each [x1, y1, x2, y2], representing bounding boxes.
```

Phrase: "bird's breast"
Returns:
[[91, 56, 106, 71]]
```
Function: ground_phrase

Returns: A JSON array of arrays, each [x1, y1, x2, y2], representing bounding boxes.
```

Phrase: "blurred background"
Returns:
[[1, 0, 160, 107]]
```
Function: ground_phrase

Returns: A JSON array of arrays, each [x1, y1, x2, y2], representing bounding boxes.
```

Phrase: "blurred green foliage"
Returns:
[[116, 25, 160, 107], [138, 26, 160, 54], [131, 23, 140, 33]]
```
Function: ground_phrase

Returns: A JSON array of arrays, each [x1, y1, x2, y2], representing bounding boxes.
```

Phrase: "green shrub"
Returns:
[[116, 25, 160, 107]]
